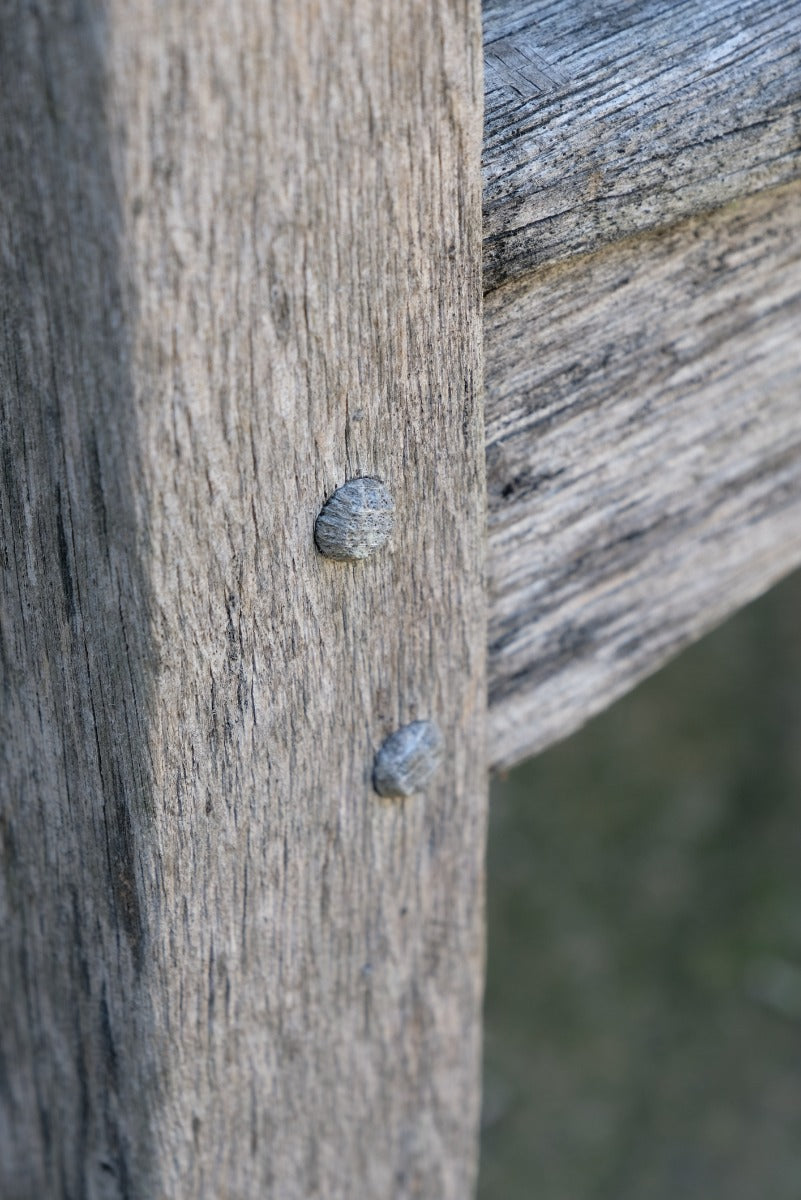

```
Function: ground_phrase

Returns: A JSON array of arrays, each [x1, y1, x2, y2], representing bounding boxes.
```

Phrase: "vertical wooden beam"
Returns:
[[0, 1, 486, 1195]]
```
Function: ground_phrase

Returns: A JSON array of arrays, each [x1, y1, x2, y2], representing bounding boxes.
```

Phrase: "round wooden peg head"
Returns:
[[373, 721, 443, 798], [314, 477, 394, 562]]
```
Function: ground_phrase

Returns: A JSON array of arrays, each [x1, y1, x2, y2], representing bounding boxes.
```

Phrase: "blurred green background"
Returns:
[[479, 569, 801, 1199]]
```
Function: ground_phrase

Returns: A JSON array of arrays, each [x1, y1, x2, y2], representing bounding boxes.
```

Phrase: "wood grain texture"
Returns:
[[485, 181, 801, 771], [483, 0, 801, 291], [0, 2, 486, 1197]]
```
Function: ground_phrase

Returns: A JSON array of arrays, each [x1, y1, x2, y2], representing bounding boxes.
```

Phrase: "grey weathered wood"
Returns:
[[485, 180, 801, 770], [0, 2, 486, 1197], [483, 0, 801, 291], [481, 0, 801, 770]]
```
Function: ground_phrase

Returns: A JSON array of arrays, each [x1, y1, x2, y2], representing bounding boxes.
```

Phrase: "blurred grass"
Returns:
[[479, 569, 801, 1200]]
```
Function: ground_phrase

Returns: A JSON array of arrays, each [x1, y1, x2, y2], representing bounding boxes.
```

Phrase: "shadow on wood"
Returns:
[[0, 6, 158, 1193]]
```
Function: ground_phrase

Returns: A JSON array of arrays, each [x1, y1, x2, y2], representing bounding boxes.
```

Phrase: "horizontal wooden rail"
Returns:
[[483, 0, 801, 291], [483, 0, 801, 769]]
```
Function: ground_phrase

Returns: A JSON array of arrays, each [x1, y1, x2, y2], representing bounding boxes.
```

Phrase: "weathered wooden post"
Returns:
[[3, 0, 801, 1194], [1, 1, 486, 1194]]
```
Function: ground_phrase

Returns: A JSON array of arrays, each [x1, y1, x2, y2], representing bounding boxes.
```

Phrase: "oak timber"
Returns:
[[482, 0, 801, 769], [483, 0, 801, 290], [0, 2, 487, 1197], [485, 181, 801, 771]]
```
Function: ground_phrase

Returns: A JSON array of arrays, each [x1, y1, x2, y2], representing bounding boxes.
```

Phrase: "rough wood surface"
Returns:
[[485, 180, 801, 770], [483, 0, 801, 291], [0, 2, 487, 1197]]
